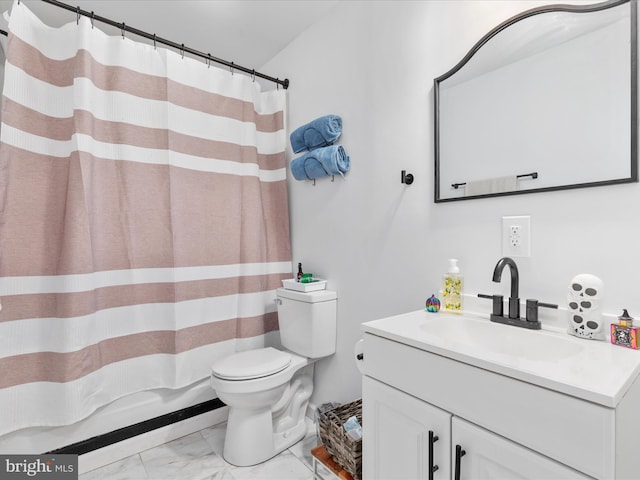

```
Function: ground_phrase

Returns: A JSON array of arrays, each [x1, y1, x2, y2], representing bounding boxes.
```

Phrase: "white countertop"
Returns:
[[361, 309, 640, 407]]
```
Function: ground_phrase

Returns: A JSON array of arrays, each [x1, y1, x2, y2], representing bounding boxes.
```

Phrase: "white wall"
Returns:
[[263, 0, 640, 406]]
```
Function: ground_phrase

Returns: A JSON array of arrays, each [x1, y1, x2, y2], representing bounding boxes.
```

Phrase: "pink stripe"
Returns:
[[0, 145, 291, 277], [0, 274, 289, 322], [0, 312, 279, 389], [7, 34, 283, 132]]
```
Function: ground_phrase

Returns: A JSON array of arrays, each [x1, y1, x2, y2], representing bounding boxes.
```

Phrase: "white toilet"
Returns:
[[211, 287, 337, 466]]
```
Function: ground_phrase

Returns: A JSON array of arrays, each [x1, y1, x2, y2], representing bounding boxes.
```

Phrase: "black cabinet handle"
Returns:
[[454, 444, 466, 480], [428, 430, 439, 479]]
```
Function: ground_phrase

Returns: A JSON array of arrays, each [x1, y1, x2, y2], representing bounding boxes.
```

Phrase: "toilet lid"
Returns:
[[211, 347, 292, 381]]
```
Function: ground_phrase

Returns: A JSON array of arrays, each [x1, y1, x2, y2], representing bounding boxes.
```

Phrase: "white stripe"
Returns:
[[0, 127, 286, 180], [1, 124, 70, 157], [3, 63, 73, 117], [3, 66, 285, 154], [0, 262, 291, 295], [0, 336, 275, 437], [0, 291, 279, 356], [8, 3, 286, 112]]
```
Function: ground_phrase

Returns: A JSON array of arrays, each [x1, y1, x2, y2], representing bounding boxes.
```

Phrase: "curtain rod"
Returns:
[[6, 0, 289, 89]]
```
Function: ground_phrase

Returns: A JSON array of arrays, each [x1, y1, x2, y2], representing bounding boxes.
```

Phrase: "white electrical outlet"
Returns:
[[509, 225, 521, 247], [502, 216, 531, 257]]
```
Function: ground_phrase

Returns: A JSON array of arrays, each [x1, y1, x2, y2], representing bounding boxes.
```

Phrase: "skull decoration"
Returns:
[[567, 274, 604, 340]]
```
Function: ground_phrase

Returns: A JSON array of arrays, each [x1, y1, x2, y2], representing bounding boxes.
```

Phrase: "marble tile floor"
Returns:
[[79, 420, 320, 480]]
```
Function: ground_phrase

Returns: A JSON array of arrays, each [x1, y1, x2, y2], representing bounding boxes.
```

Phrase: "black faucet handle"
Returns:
[[478, 293, 504, 317], [526, 299, 558, 323], [539, 301, 558, 310]]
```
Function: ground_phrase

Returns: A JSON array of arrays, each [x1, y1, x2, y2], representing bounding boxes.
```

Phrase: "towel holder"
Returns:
[[312, 175, 335, 186]]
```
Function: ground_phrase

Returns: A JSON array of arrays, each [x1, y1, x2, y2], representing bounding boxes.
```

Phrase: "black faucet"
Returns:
[[492, 257, 520, 319], [479, 257, 558, 330]]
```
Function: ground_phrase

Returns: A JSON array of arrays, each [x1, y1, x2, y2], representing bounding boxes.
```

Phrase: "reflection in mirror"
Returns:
[[434, 0, 637, 202]]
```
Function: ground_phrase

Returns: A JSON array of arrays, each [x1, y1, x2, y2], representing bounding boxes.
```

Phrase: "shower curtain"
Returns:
[[0, 1, 291, 436]]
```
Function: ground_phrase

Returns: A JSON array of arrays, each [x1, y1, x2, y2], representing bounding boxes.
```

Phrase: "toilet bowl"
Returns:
[[211, 348, 313, 466], [211, 288, 337, 466]]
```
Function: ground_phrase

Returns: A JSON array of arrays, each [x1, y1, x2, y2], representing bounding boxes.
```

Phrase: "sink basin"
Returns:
[[362, 309, 640, 407], [418, 314, 584, 361]]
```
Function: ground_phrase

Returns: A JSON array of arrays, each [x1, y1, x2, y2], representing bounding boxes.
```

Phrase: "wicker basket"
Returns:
[[318, 399, 362, 480]]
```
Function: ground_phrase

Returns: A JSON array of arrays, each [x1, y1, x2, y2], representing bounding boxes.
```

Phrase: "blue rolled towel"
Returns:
[[290, 115, 342, 153], [290, 145, 350, 181]]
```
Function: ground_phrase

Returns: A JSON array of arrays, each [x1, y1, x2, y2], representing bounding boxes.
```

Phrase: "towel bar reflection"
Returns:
[[452, 171, 538, 189]]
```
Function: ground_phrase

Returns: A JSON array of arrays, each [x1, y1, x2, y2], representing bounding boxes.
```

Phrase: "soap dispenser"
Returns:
[[442, 259, 463, 313]]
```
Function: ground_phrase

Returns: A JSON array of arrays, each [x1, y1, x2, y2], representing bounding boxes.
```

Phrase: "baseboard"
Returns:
[[75, 400, 228, 474], [77, 398, 319, 475]]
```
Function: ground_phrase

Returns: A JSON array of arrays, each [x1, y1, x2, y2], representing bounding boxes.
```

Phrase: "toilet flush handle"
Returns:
[[274, 298, 282, 305], [354, 339, 365, 374]]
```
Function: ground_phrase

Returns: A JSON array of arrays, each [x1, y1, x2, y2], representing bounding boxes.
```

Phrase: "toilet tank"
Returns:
[[276, 288, 337, 358]]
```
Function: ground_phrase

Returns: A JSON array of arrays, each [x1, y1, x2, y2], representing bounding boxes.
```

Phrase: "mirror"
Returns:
[[434, 0, 637, 202]]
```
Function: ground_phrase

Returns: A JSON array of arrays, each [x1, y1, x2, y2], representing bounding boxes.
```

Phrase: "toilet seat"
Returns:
[[211, 347, 292, 381]]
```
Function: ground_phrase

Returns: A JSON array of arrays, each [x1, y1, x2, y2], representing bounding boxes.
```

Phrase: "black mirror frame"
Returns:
[[434, 0, 637, 203]]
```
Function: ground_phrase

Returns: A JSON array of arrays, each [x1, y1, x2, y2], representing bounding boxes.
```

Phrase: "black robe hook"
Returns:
[[401, 170, 414, 185]]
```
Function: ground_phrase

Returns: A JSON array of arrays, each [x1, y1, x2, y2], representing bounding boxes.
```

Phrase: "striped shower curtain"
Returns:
[[0, 1, 291, 436]]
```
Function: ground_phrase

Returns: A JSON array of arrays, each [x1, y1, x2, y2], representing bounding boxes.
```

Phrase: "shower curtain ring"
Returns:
[[181, 44, 184, 59], [207, 53, 211, 68], [121, 22, 125, 39], [153, 34, 156, 49], [90, 11, 94, 29], [76, 6, 80, 25], [230, 62, 234, 76], [276, 78, 280, 90], [251, 69, 256, 82]]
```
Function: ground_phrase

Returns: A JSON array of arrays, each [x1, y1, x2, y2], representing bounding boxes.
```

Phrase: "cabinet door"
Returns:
[[451, 417, 590, 480], [363, 376, 451, 480]]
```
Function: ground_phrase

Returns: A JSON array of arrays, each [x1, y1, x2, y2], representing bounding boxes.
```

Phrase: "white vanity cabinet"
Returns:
[[450, 416, 588, 479], [363, 376, 451, 479], [364, 376, 588, 480], [361, 311, 640, 480]]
